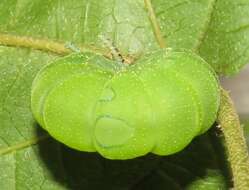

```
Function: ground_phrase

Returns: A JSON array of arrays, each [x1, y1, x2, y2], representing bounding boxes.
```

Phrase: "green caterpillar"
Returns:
[[31, 49, 220, 160]]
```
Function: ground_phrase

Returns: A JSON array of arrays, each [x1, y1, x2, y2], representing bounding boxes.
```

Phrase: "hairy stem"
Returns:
[[217, 88, 249, 189]]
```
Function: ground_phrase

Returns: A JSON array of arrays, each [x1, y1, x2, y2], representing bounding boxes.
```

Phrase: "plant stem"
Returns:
[[217, 88, 249, 189]]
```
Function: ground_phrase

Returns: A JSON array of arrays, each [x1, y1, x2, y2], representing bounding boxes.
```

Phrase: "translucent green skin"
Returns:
[[31, 49, 220, 160]]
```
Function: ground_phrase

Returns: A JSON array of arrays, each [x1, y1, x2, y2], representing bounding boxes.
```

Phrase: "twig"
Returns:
[[217, 88, 249, 189]]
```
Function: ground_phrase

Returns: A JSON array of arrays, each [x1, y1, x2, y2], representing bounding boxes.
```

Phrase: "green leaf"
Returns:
[[185, 170, 226, 190], [0, 47, 66, 189], [2, 0, 249, 74], [152, 0, 249, 75], [0, 0, 247, 189]]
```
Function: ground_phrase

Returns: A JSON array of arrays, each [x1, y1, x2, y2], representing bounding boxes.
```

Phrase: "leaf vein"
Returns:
[[0, 134, 49, 156], [144, 0, 166, 48], [193, 0, 218, 52], [0, 33, 112, 58]]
